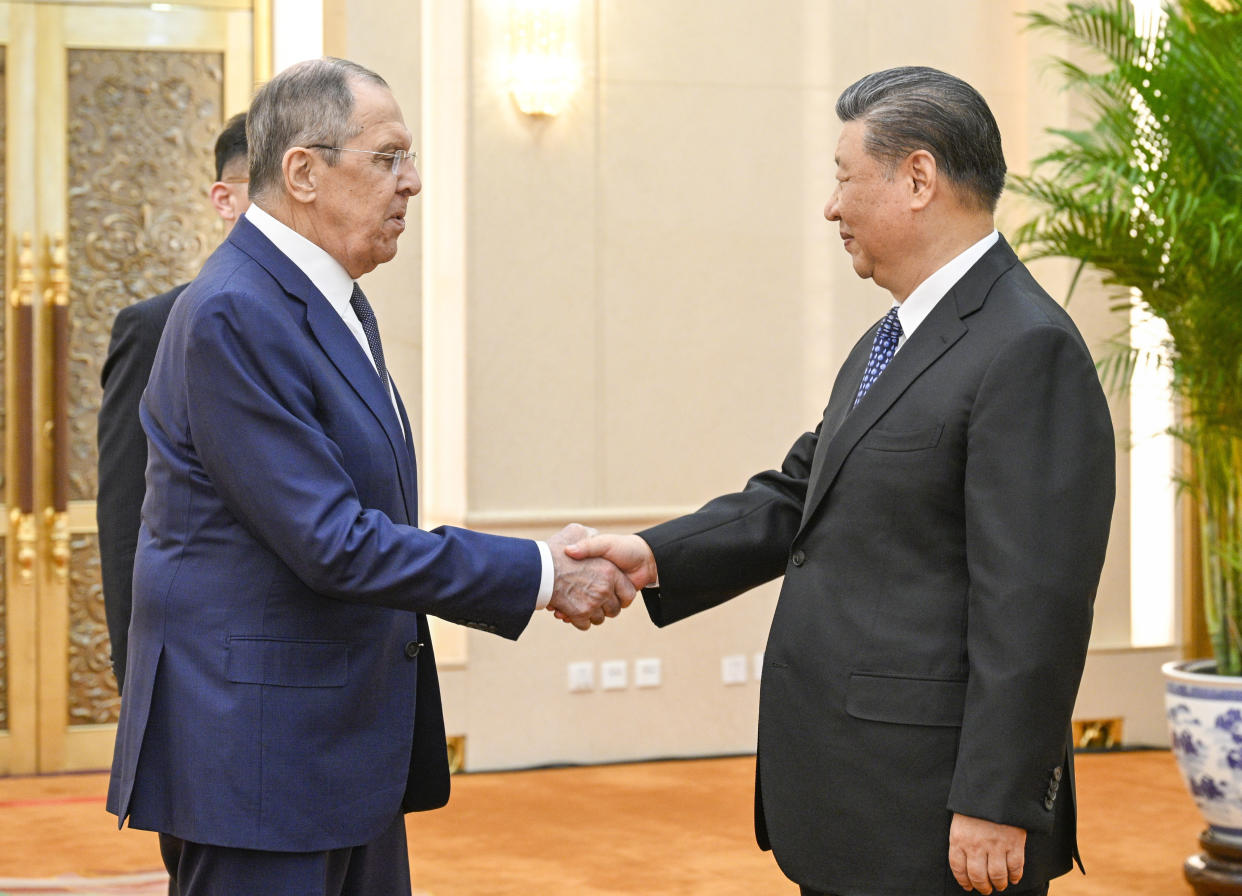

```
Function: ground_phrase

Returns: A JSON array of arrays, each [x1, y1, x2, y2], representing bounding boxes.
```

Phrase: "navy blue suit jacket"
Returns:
[[106, 217, 541, 851]]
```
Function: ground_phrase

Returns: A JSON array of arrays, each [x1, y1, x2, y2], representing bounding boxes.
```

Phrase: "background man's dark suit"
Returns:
[[639, 236, 1114, 894], [98, 286, 181, 692]]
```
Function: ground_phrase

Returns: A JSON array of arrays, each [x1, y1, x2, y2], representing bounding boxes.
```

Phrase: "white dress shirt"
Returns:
[[244, 206, 554, 608], [894, 229, 999, 349]]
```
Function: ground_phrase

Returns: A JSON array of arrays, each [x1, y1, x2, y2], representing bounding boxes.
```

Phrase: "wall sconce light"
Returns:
[[505, 0, 581, 116]]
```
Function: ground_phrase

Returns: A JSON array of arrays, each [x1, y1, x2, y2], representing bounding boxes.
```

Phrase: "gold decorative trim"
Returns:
[[43, 234, 68, 308], [446, 734, 466, 774], [10, 509, 36, 586], [45, 509, 69, 585], [8, 232, 33, 310]]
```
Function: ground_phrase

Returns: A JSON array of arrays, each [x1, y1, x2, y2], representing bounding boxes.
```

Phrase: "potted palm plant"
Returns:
[[1008, 0, 1242, 888]]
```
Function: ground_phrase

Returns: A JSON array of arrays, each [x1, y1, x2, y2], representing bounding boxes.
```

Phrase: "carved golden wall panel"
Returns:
[[1, 45, 8, 734], [61, 48, 223, 727], [67, 533, 117, 724], [66, 48, 223, 502]]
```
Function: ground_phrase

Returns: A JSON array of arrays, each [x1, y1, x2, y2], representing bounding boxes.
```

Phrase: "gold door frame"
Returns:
[[1, 0, 264, 775]]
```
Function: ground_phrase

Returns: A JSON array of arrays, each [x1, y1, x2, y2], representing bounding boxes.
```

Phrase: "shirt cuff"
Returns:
[[535, 540, 553, 610]]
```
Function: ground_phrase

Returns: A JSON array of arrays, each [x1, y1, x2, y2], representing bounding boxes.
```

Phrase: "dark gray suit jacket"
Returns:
[[640, 236, 1115, 895], [98, 285, 184, 693]]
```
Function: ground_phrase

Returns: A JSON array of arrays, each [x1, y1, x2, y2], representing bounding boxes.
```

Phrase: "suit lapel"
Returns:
[[227, 219, 418, 514], [796, 237, 1019, 536]]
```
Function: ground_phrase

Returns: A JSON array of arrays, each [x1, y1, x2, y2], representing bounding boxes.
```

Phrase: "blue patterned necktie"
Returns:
[[852, 306, 903, 408], [350, 282, 390, 392]]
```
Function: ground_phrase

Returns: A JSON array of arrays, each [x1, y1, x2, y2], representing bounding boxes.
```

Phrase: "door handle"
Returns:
[[44, 233, 71, 584], [9, 232, 37, 583]]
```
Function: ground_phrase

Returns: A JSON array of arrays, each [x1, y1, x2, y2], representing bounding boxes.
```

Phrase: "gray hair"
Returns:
[[247, 57, 389, 201], [835, 66, 1006, 212]]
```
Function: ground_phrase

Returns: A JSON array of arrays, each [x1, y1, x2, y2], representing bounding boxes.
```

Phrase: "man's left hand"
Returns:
[[948, 812, 1027, 894]]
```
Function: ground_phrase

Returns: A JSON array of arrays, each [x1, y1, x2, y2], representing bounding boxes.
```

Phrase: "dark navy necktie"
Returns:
[[349, 282, 389, 392], [852, 306, 902, 408]]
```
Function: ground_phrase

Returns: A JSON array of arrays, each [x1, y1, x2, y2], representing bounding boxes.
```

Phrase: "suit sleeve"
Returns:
[[638, 425, 818, 625], [96, 301, 164, 689], [947, 323, 1115, 833], [177, 289, 541, 638]]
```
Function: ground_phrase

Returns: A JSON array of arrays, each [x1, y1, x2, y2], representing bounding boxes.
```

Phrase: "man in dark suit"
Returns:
[[98, 110, 250, 697], [106, 57, 632, 896], [567, 67, 1115, 895]]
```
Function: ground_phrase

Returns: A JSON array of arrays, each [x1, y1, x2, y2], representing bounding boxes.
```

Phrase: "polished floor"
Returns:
[[0, 751, 1205, 894]]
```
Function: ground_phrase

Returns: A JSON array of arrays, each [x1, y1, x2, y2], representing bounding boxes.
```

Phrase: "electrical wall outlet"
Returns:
[[568, 660, 595, 693], [635, 657, 662, 688], [722, 653, 748, 685], [600, 659, 628, 690]]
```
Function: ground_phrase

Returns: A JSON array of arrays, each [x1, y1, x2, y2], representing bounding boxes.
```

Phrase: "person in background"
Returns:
[[97, 110, 249, 896], [98, 109, 251, 695]]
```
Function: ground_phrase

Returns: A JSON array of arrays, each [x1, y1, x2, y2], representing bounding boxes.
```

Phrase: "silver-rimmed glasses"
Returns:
[[308, 145, 417, 175]]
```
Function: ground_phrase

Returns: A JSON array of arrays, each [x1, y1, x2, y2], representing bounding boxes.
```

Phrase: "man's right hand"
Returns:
[[545, 524, 637, 630], [564, 533, 658, 593]]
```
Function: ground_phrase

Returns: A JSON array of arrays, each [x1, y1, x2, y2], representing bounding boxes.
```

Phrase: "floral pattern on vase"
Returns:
[[1165, 659, 1242, 833]]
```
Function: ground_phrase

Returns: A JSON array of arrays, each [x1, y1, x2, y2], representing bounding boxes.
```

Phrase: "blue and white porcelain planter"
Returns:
[[1164, 659, 1242, 832]]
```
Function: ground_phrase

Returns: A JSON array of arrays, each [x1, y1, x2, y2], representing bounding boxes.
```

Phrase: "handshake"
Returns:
[[545, 524, 659, 631]]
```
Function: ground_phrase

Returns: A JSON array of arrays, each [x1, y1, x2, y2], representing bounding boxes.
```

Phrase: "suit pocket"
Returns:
[[226, 636, 348, 688], [845, 672, 966, 727], [859, 424, 943, 452]]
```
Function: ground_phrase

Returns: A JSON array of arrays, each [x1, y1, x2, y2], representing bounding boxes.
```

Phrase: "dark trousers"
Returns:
[[159, 832, 184, 895], [170, 813, 411, 896]]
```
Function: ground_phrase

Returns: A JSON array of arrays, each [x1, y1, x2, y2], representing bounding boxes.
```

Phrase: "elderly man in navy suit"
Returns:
[[106, 57, 632, 896], [567, 67, 1115, 895]]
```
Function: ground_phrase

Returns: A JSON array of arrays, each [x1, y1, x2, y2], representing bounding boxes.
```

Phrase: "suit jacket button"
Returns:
[[405, 641, 422, 658], [1044, 796, 1055, 810], [1053, 766, 1063, 781], [791, 550, 806, 567]]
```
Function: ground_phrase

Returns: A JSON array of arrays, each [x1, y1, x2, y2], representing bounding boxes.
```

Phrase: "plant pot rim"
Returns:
[[1164, 658, 1242, 691]]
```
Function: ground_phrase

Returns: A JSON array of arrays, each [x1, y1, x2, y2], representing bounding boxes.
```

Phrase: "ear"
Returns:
[[906, 149, 937, 210], [283, 147, 317, 204], [209, 182, 241, 223]]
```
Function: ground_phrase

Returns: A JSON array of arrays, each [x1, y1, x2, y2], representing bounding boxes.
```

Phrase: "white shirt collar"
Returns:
[[243, 204, 401, 422], [244, 203, 355, 318], [896, 229, 999, 343]]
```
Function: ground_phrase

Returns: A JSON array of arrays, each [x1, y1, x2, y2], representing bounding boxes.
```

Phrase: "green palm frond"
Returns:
[[1012, 0, 1242, 671]]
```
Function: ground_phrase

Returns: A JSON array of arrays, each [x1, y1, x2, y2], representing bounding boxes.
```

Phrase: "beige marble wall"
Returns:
[[317, 0, 1155, 768]]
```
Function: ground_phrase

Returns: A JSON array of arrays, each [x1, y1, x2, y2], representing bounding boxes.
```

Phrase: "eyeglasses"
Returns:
[[308, 145, 417, 175]]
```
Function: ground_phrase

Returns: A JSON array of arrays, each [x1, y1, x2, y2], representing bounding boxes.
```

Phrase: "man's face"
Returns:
[[312, 80, 420, 279], [823, 120, 911, 291]]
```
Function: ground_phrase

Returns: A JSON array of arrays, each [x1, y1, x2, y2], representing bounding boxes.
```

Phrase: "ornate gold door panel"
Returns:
[[1, 1, 259, 775]]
